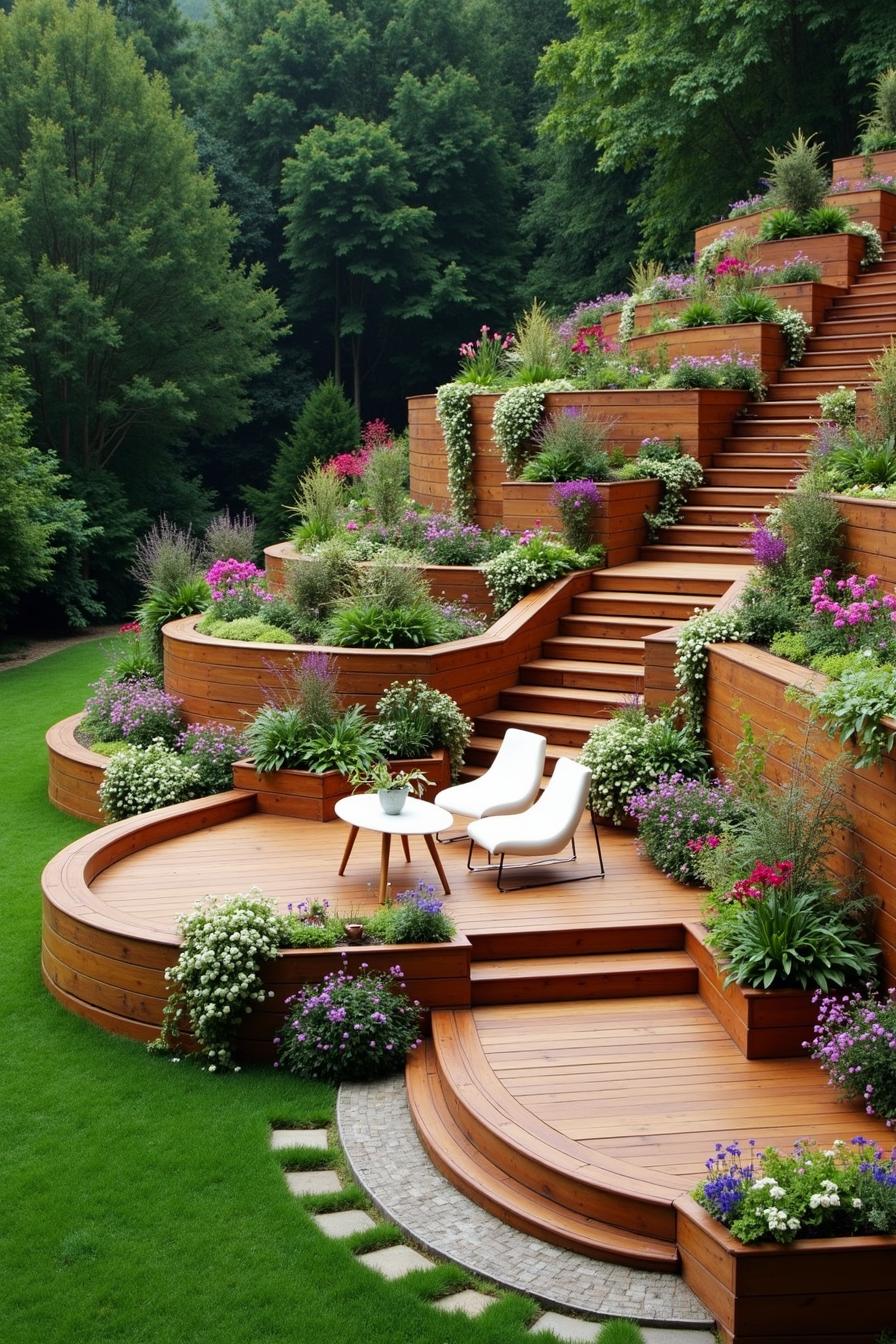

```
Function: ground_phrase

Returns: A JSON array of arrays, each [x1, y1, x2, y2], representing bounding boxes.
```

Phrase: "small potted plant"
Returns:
[[350, 761, 434, 815]]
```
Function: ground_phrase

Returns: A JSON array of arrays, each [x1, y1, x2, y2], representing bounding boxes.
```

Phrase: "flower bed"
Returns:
[[600, 281, 840, 341], [501, 477, 662, 566], [232, 749, 451, 822], [694, 188, 896, 250], [264, 540, 494, 615], [627, 323, 787, 382], [832, 149, 896, 185], [676, 1192, 896, 1344]]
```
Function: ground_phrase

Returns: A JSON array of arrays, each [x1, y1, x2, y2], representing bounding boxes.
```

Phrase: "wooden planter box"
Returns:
[[264, 541, 494, 617], [501, 478, 662, 567], [832, 149, 896, 185], [676, 1193, 896, 1344], [704, 642, 896, 985], [628, 322, 787, 381], [685, 925, 816, 1059], [46, 712, 108, 824], [695, 189, 896, 252], [231, 749, 452, 822], [600, 283, 839, 343], [409, 389, 749, 523], [836, 494, 896, 591]]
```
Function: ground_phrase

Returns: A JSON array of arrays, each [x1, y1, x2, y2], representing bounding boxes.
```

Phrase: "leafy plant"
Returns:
[[350, 760, 433, 794], [197, 615, 294, 644], [509, 298, 568, 383], [674, 607, 750, 725], [870, 341, 896, 439], [719, 291, 779, 324], [435, 381, 486, 520], [859, 67, 896, 153], [376, 679, 472, 780], [826, 431, 896, 489], [301, 704, 383, 776], [99, 740, 202, 820], [288, 537, 359, 625], [810, 986, 896, 1123], [361, 439, 409, 528], [482, 532, 581, 615], [766, 131, 829, 216], [679, 300, 718, 327], [803, 204, 851, 235], [627, 773, 739, 885], [580, 706, 708, 825], [758, 208, 804, 241], [177, 722, 246, 794], [455, 324, 514, 385], [290, 464, 344, 548], [624, 437, 703, 537], [244, 705, 308, 772], [769, 630, 810, 664], [816, 385, 857, 430], [807, 663, 896, 766], [520, 406, 614, 482], [492, 380, 573, 476], [277, 960, 422, 1083], [777, 483, 844, 583], [771, 254, 822, 283], [138, 576, 211, 657], [322, 597, 444, 648], [201, 510, 256, 565]]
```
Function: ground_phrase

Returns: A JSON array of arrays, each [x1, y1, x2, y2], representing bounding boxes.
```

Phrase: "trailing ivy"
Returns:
[[491, 379, 573, 476], [848, 220, 884, 267], [674, 607, 751, 727], [435, 381, 489, 520]]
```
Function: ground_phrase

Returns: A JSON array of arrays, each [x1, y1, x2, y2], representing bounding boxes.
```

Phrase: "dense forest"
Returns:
[[2, 0, 895, 630]]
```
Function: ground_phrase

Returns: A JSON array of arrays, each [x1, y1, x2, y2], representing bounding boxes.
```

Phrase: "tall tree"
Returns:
[[106, 0, 193, 97], [281, 115, 446, 409]]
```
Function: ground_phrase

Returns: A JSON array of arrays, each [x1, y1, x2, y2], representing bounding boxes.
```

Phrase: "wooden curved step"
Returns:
[[429, 1008, 682, 1246], [407, 1040, 680, 1270]]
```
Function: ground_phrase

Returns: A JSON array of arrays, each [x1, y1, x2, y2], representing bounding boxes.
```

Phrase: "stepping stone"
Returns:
[[642, 1331, 718, 1344], [356, 1244, 434, 1279], [530, 1313, 599, 1342], [270, 1128, 328, 1150], [284, 1170, 342, 1196], [433, 1289, 496, 1318], [313, 1210, 376, 1239]]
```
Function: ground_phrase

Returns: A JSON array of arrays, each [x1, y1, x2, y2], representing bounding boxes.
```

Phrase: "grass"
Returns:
[[1, 640, 554, 1343]]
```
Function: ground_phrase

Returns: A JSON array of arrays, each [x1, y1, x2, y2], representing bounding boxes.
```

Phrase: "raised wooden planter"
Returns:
[[40, 790, 472, 1059], [628, 323, 787, 382], [232, 749, 452, 822], [836, 494, 896, 590], [676, 1193, 896, 1344], [409, 389, 749, 524], [704, 642, 896, 984], [600, 282, 839, 342], [750, 234, 868, 289], [162, 569, 594, 727], [695, 189, 896, 251], [833, 149, 896, 184], [46, 713, 108, 824], [685, 924, 816, 1060], [263, 541, 494, 617], [501, 478, 662, 567]]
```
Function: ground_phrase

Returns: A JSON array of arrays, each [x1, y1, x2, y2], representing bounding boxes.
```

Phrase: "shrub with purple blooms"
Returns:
[[695, 1137, 896, 1243], [276, 958, 423, 1083], [366, 882, 456, 944], [749, 519, 788, 567], [550, 479, 602, 552], [662, 351, 765, 399], [809, 986, 896, 1125], [82, 673, 182, 747], [626, 773, 739, 884], [205, 558, 272, 620], [177, 721, 247, 794]]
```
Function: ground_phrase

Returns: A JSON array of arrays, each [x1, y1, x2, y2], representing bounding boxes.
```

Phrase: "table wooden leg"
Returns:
[[338, 826, 359, 877], [423, 832, 451, 896], [400, 834, 411, 863], [378, 833, 392, 904]]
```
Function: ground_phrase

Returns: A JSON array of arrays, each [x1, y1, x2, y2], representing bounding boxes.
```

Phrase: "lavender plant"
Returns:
[[810, 986, 896, 1125]]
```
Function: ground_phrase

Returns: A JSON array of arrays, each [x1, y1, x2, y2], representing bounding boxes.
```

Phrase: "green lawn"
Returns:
[[2, 641, 553, 1344]]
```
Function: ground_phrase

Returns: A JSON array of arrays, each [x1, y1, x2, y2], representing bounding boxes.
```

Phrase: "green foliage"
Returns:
[[803, 204, 852, 235], [519, 409, 613, 482], [361, 442, 409, 528], [248, 379, 359, 548], [435, 382, 485, 520], [140, 577, 211, 657], [808, 663, 896, 766], [626, 440, 703, 538], [769, 631, 810, 664], [719, 291, 780, 324], [243, 705, 307, 773], [198, 615, 293, 644], [766, 131, 829, 216], [870, 342, 896, 439], [596, 1323, 645, 1344], [674, 608, 751, 726], [758, 209, 805, 241], [300, 703, 383, 776], [859, 67, 896, 153], [290, 464, 345, 550], [679, 301, 718, 328], [482, 533, 581, 615], [99, 740, 202, 820], [508, 299, 568, 383], [579, 706, 708, 825], [375, 679, 473, 780], [201, 510, 257, 565], [816, 385, 857, 430], [321, 598, 443, 649], [826, 431, 896, 490], [287, 541, 359, 626], [777, 484, 844, 582], [492, 380, 574, 476]]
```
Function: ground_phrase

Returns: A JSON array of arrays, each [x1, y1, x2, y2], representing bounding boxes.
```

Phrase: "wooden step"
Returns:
[[464, 734, 580, 773], [475, 708, 603, 748], [499, 683, 633, 719], [469, 950, 698, 1005], [809, 332, 896, 350], [406, 1042, 679, 1269], [817, 316, 896, 335], [773, 368, 871, 385], [573, 590, 714, 619], [830, 300, 896, 317], [679, 504, 768, 525], [653, 524, 751, 548], [557, 612, 679, 641], [639, 543, 752, 565], [591, 562, 738, 596], [519, 658, 644, 693], [424, 1011, 682, 1250], [703, 466, 800, 487], [801, 346, 883, 365], [541, 634, 645, 664], [748, 398, 818, 419], [714, 450, 808, 468], [687, 486, 786, 507], [731, 418, 814, 438]]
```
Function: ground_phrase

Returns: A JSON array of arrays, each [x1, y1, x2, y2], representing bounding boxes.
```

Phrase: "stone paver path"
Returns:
[[433, 1289, 497, 1318], [313, 1210, 376, 1238], [284, 1170, 343, 1196], [356, 1245, 434, 1279], [270, 1128, 329, 1150], [337, 1076, 712, 1329], [531, 1311, 602, 1341]]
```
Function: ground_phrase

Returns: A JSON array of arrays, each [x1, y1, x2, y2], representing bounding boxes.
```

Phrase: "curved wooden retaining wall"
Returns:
[[40, 791, 472, 1060], [704, 642, 896, 984], [162, 570, 594, 727], [264, 541, 495, 615], [409, 388, 749, 526], [46, 714, 106, 824]]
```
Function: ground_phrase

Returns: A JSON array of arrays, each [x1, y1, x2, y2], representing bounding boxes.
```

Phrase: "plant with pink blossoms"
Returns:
[[809, 569, 896, 655], [204, 557, 272, 619], [627, 772, 738, 884], [456, 324, 514, 386], [328, 449, 370, 479]]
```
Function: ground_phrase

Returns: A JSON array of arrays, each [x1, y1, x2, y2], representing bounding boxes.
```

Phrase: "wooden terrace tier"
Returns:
[[41, 791, 893, 1296]]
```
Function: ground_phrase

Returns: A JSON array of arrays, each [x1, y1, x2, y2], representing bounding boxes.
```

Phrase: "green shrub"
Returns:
[[802, 204, 851, 235], [322, 598, 444, 648], [290, 464, 344, 549], [177, 721, 247, 794], [361, 440, 409, 527], [358, 552, 430, 608], [366, 882, 456, 944], [281, 919, 338, 949], [758, 208, 804, 241], [678, 300, 718, 327], [131, 517, 201, 598], [808, 663, 896, 766], [777, 484, 843, 582], [201, 509, 257, 565], [197, 615, 294, 644], [769, 631, 810, 663], [858, 68, 896, 154], [519, 406, 614, 482], [300, 703, 383, 775], [376, 679, 473, 779], [243, 705, 307, 772], [509, 298, 568, 383], [596, 1323, 646, 1344], [809, 650, 879, 678], [739, 578, 803, 647], [139, 575, 211, 657], [870, 342, 896, 439], [288, 538, 359, 625], [827, 432, 896, 489], [482, 533, 580, 615], [579, 706, 708, 825], [719, 291, 780, 324], [772, 256, 822, 283], [766, 131, 829, 216]]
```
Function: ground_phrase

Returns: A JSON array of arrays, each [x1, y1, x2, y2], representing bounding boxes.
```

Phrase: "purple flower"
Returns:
[[750, 520, 787, 567]]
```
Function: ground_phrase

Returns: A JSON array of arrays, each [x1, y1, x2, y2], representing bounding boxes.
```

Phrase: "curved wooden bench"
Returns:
[[46, 713, 107, 824], [162, 570, 595, 727]]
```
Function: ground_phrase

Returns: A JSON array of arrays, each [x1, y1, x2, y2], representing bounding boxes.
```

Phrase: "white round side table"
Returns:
[[333, 794, 454, 903]]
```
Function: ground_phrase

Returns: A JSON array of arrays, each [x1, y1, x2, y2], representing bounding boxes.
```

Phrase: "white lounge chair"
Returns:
[[434, 728, 547, 841], [466, 756, 605, 892]]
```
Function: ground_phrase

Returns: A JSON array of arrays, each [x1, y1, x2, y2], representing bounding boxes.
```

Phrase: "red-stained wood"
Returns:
[[501, 478, 662, 566], [231, 750, 451, 821], [628, 324, 787, 382], [694, 191, 896, 252], [46, 713, 106, 823]]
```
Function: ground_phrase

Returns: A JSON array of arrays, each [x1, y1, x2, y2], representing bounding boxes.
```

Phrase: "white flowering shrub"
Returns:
[[99, 739, 202, 820], [481, 533, 584, 615], [435, 381, 488, 519], [625, 445, 704, 536], [491, 380, 573, 476], [152, 889, 284, 1071], [616, 294, 638, 343], [775, 307, 812, 364], [816, 385, 857, 429], [848, 220, 884, 267], [675, 608, 750, 726], [579, 706, 707, 825]]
